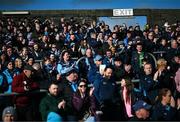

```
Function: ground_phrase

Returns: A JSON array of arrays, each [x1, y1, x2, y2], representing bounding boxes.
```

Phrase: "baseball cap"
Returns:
[[64, 67, 78, 76], [24, 65, 35, 71], [94, 55, 103, 62], [133, 100, 152, 111]]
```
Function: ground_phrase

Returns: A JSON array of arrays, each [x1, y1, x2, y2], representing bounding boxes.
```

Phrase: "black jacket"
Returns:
[[151, 102, 177, 121]]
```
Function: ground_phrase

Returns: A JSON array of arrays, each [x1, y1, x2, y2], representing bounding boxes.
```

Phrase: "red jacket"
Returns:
[[12, 72, 39, 107]]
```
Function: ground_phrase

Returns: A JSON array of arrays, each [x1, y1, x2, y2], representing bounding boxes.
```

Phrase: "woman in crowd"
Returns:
[[19, 47, 31, 62], [0, 52, 8, 71], [151, 88, 177, 120], [121, 78, 143, 120], [43, 57, 57, 82], [78, 39, 90, 57], [56, 50, 78, 75], [2, 61, 20, 93], [72, 79, 97, 121], [26, 57, 35, 66], [14, 57, 23, 73], [175, 67, 180, 120], [153, 58, 176, 93]]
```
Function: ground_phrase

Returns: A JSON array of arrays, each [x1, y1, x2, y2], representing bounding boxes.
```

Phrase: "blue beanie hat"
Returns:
[[47, 112, 62, 122]]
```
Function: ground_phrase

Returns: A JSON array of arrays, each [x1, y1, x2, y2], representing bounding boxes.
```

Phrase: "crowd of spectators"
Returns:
[[0, 16, 180, 121]]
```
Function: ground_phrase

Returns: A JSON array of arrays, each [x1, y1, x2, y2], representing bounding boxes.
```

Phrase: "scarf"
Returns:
[[122, 86, 133, 118]]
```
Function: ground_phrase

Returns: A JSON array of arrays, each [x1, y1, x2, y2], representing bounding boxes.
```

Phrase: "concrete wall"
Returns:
[[1, 9, 180, 26]]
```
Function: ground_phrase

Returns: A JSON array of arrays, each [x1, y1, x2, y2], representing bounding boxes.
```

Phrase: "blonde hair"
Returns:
[[15, 58, 22, 68], [157, 58, 167, 70]]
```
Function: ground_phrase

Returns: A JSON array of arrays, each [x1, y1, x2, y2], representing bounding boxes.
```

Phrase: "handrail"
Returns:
[[153, 51, 166, 54], [87, 79, 140, 87], [116, 79, 140, 85], [148, 52, 157, 68], [0, 89, 47, 97], [0, 79, 140, 96]]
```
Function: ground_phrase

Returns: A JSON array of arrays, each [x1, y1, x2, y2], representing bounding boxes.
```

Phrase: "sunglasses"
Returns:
[[79, 85, 86, 88]]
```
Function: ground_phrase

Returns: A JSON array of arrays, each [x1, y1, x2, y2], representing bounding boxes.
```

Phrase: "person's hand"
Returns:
[[56, 74, 61, 81], [153, 70, 159, 81], [158, 70, 162, 76], [23, 81, 30, 91], [71, 62, 76, 68], [128, 41, 132, 45], [58, 100, 66, 109], [170, 96, 175, 108], [177, 99, 180, 109], [100, 68, 104, 75], [153, 38, 158, 43], [22, 39, 26, 44], [89, 87, 95, 96], [24, 86, 30, 91]]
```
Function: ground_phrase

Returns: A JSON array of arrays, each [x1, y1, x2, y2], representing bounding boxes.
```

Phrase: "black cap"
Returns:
[[24, 65, 35, 71]]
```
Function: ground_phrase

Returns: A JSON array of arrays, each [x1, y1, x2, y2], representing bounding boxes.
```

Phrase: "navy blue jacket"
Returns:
[[87, 64, 101, 84], [151, 102, 177, 121], [102, 57, 115, 67], [93, 77, 120, 105], [140, 74, 159, 103]]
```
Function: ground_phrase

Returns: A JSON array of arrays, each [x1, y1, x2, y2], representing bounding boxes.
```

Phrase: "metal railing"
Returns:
[[0, 79, 140, 97], [0, 89, 47, 97]]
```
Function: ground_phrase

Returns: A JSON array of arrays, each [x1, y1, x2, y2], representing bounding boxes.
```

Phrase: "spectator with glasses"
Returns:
[[72, 79, 97, 121]]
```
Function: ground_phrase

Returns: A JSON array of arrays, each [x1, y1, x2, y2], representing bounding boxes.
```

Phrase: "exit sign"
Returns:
[[113, 9, 133, 16]]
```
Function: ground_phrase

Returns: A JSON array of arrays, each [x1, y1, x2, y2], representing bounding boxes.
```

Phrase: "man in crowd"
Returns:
[[131, 42, 150, 78], [140, 63, 159, 104], [40, 82, 65, 121], [130, 100, 152, 121], [79, 48, 94, 79], [0, 16, 179, 121], [2, 106, 17, 122], [12, 65, 39, 121], [93, 66, 122, 121], [87, 54, 103, 84], [58, 68, 79, 121]]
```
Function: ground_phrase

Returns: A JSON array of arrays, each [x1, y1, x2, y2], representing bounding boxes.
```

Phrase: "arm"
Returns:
[[175, 70, 180, 92], [0, 74, 8, 93], [40, 98, 50, 121], [12, 76, 26, 93], [93, 79, 101, 104], [151, 105, 161, 120], [57, 63, 63, 74], [89, 95, 97, 116], [72, 93, 83, 111], [40, 96, 60, 121], [29, 81, 39, 91]]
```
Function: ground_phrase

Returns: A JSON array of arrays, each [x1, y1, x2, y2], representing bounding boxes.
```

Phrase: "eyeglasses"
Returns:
[[79, 85, 86, 88]]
